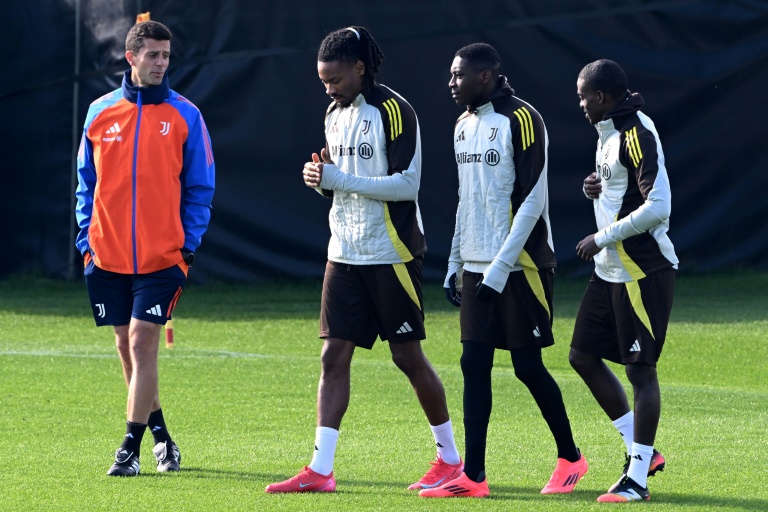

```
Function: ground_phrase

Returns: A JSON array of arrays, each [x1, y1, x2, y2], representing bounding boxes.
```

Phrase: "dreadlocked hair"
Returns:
[[318, 26, 384, 91]]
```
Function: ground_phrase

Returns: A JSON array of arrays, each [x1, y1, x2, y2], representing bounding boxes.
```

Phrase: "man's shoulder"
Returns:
[[168, 91, 203, 115], [89, 89, 122, 108], [84, 89, 125, 130], [493, 95, 542, 122], [614, 111, 657, 142], [365, 84, 415, 115]]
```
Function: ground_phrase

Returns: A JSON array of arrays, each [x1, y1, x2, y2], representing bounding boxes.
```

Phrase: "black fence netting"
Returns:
[[3, 0, 767, 282]]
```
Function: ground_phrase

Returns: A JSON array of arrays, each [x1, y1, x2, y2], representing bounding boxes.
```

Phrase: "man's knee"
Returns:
[[460, 341, 494, 377], [128, 321, 161, 360], [320, 339, 354, 376], [390, 341, 426, 376], [114, 327, 130, 354], [625, 362, 658, 388], [569, 347, 599, 373]]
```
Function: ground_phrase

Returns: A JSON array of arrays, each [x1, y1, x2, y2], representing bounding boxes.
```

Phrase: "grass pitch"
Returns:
[[0, 272, 766, 511]]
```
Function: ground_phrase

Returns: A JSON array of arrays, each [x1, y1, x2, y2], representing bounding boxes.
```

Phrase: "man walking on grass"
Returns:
[[76, 20, 215, 476], [265, 26, 461, 494], [421, 43, 587, 498], [570, 59, 677, 502]]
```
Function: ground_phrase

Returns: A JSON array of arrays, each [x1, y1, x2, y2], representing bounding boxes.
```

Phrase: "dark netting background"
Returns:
[[3, 0, 766, 282]]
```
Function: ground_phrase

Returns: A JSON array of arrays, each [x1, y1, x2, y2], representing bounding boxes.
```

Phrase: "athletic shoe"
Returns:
[[419, 472, 489, 498], [153, 441, 181, 472], [407, 453, 464, 490], [541, 451, 589, 494], [597, 476, 650, 502], [265, 466, 336, 493], [609, 449, 665, 492], [106, 448, 140, 477]]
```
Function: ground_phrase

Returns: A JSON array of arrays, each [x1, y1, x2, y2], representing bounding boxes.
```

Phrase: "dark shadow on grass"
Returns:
[[487, 485, 768, 509], [146, 466, 271, 480]]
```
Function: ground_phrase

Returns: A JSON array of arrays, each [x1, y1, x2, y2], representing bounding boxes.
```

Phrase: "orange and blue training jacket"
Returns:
[[76, 70, 215, 274]]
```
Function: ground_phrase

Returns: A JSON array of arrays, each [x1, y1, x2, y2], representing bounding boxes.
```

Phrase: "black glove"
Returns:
[[444, 273, 461, 307], [475, 281, 500, 302], [180, 249, 195, 266]]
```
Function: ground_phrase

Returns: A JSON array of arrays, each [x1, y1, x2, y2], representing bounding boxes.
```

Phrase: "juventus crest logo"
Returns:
[[361, 120, 371, 135], [489, 128, 498, 141]]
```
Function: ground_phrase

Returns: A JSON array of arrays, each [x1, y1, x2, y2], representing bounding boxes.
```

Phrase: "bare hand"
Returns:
[[583, 172, 602, 199], [303, 153, 323, 187], [576, 234, 601, 261]]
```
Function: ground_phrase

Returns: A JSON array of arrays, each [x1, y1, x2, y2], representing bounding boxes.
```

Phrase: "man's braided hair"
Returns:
[[318, 26, 384, 91]]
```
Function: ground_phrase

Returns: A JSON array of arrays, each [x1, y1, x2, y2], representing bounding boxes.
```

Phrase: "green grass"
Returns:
[[0, 272, 766, 511]]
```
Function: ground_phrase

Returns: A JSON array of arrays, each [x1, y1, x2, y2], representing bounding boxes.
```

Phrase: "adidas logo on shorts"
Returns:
[[396, 322, 413, 334]]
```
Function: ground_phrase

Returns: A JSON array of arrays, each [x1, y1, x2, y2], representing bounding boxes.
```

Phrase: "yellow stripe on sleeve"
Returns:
[[392, 263, 421, 309], [521, 107, 535, 145], [383, 98, 402, 140], [626, 126, 643, 168], [382, 100, 395, 141], [625, 280, 654, 340], [390, 99, 402, 138], [513, 107, 535, 150]]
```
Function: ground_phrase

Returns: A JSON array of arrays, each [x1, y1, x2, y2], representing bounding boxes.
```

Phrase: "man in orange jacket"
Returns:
[[75, 20, 215, 477]]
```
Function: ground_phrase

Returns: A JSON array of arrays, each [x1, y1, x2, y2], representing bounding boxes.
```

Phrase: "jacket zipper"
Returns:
[[131, 90, 143, 274]]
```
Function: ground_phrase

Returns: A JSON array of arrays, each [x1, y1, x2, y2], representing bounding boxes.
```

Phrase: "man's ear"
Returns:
[[125, 50, 134, 66], [596, 90, 606, 104], [355, 60, 365, 77]]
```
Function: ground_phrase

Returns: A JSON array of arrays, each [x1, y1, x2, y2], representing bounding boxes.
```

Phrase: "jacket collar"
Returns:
[[470, 75, 515, 114], [603, 92, 644, 121], [121, 69, 170, 105], [596, 92, 645, 133]]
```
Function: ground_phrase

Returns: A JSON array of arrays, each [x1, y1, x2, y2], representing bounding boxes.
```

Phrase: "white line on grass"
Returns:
[[2, 348, 766, 398]]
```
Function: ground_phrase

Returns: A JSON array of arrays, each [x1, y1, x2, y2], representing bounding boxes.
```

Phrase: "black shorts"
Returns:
[[84, 259, 187, 326], [320, 257, 425, 349], [570, 270, 675, 366], [460, 268, 555, 350]]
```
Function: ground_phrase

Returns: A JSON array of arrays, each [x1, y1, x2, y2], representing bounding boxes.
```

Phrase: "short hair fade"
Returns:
[[455, 43, 501, 74], [125, 21, 172, 53], [578, 59, 629, 100]]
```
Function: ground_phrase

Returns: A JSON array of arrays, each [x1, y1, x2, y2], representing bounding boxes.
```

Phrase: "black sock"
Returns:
[[511, 346, 580, 462], [461, 341, 495, 482], [148, 408, 173, 445], [120, 421, 146, 455]]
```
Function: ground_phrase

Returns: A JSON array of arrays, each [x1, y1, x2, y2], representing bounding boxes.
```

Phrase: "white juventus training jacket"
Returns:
[[589, 93, 678, 283], [446, 78, 556, 293], [316, 84, 427, 265]]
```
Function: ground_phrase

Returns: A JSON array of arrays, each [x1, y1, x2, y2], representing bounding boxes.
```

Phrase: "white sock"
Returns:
[[612, 411, 634, 454], [309, 426, 339, 476], [430, 420, 461, 465], [627, 442, 653, 488]]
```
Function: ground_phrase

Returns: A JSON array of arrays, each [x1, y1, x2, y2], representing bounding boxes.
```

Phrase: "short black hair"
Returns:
[[578, 59, 629, 100], [125, 21, 172, 53], [318, 26, 384, 91], [455, 43, 501, 74]]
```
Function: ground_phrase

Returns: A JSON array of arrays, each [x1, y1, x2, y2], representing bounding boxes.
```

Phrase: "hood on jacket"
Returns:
[[604, 92, 645, 121]]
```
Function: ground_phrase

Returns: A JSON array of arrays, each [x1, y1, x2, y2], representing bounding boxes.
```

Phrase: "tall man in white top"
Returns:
[[421, 42, 587, 499], [265, 26, 462, 494], [571, 59, 677, 503]]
